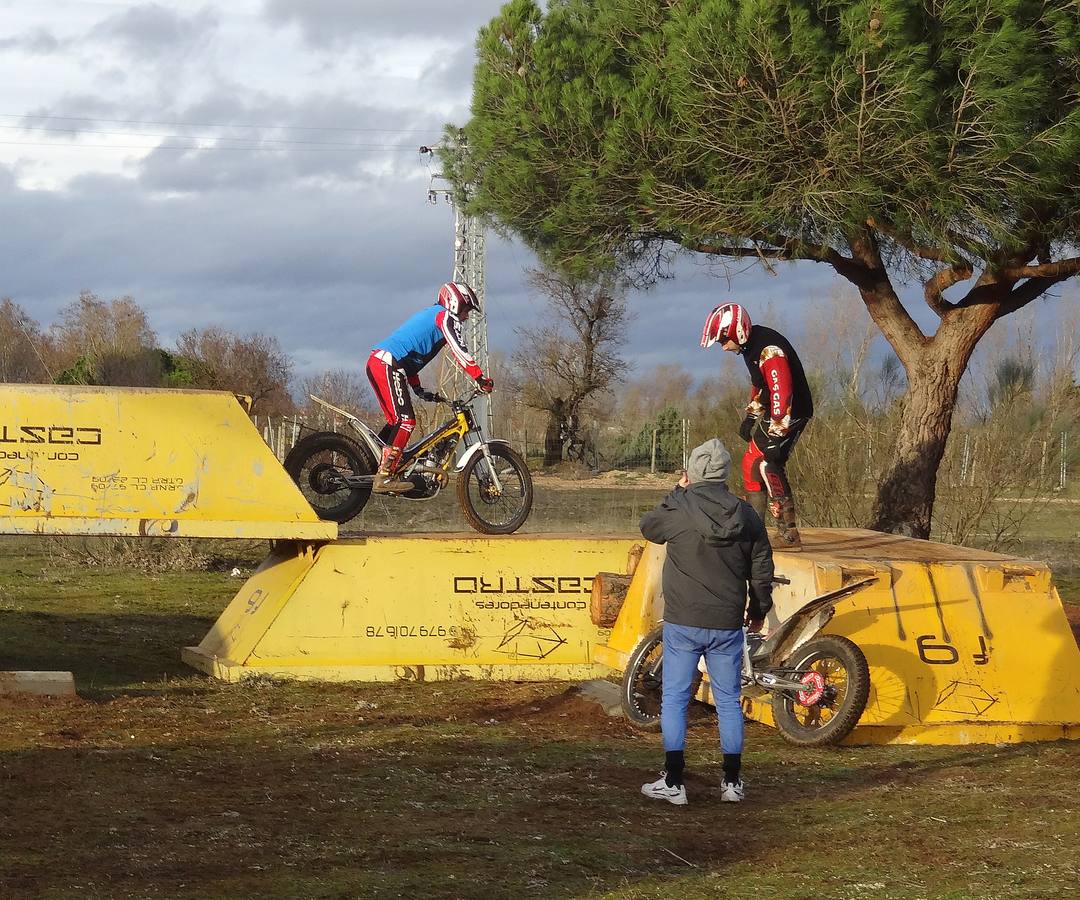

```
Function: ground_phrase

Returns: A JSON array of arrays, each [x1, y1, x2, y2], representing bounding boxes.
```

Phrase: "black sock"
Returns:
[[723, 753, 741, 784], [664, 751, 685, 787]]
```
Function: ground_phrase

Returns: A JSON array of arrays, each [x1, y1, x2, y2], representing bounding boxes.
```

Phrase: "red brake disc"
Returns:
[[797, 670, 826, 706]]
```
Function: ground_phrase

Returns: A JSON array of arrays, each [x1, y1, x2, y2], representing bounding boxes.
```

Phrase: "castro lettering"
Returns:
[[0, 425, 102, 445], [453, 575, 594, 595]]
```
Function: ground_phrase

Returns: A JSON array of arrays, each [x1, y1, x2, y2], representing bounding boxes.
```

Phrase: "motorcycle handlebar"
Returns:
[[439, 386, 486, 408]]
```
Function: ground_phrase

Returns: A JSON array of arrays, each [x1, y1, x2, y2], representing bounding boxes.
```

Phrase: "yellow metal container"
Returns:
[[596, 528, 1080, 745], [0, 384, 335, 540], [184, 534, 640, 682]]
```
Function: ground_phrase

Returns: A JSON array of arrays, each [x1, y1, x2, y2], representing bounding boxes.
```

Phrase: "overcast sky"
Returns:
[[0, 1, 1065, 387]]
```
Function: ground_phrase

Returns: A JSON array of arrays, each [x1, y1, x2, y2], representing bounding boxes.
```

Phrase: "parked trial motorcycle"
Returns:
[[621, 579, 874, 746]]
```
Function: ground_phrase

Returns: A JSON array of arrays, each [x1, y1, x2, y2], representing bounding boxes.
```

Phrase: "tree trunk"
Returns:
[[870, 309, 993, 538], [543, 410, 565, 466]]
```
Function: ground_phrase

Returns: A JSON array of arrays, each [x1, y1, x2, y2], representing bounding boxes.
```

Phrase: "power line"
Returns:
[[0, 139, 413, 152], [0, 124, 411, 148], [1, 112, 437, 134]]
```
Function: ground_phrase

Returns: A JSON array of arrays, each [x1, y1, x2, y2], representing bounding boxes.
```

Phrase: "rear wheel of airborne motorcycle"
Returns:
[[283, 431, 376, 524], [771, 634, 870, 747]]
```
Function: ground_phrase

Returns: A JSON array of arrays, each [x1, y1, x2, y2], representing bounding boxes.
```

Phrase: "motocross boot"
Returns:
[[373, 446, 413, 494], [773, 496, 802, 551]]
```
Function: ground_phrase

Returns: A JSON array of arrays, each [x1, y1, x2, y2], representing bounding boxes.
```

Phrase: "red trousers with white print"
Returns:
[[741, 417, 808, 500], [365, 350, 415, 453]]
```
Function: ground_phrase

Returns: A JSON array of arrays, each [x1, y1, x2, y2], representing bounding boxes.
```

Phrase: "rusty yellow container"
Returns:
[[184, 534, 640, 682], [0, 384, 334, 540], [596, 529, 1080, 745]]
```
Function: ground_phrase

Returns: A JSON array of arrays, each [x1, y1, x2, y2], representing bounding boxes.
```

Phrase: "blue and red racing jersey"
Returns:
[[374, 304, 483, 382]]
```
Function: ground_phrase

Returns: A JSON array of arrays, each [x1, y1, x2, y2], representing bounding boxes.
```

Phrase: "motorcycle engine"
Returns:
[[400, 455, 443, 500]]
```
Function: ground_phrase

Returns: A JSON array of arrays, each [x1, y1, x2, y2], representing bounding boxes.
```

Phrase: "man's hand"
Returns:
[[739, 414, 758, 443], [676, 469, 690, 488], [745, 617, 765, 634], [477, 376, 495, 394]]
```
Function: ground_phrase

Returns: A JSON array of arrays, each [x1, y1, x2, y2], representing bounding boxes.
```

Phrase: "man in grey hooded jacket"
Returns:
[[638, 438, 774, 806]]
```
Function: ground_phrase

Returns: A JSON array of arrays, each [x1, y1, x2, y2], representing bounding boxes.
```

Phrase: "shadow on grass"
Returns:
[[0, 610, 216, 694], [1, 678, 1071, 900]]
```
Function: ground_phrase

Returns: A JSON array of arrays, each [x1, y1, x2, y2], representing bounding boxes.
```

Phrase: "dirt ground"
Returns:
[[1, 542, 1079, 898], [1065, 602, 1080, 649]]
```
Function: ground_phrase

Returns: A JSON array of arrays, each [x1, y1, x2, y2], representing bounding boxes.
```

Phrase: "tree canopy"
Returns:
[[448, 0, 1080, 288], [445, 0, 1080, 536]]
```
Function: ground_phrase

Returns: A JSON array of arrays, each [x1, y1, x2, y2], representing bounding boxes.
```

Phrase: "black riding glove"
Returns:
[[414, 387, 444, 403], [739, 414, 758, 443]]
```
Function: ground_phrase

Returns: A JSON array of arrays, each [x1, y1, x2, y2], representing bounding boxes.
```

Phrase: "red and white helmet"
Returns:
[[701, 302, 751, 348], [438, 282, 481, 317]]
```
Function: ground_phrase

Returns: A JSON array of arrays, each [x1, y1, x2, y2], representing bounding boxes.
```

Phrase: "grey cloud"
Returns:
[[90, 3, 220, 61], [0, 163, 487, 375], [134, 143, 373, 194], [0, 167, 849, 388], [263, 0, 506, 46], [128, 92, 437, 193], [19, 90, 437, 182], [0, 28, 66, 55], [418, 42, 477, 103]]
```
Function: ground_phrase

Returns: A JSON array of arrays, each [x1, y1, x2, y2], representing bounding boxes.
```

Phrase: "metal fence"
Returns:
[[254, 412, 1075, 492]]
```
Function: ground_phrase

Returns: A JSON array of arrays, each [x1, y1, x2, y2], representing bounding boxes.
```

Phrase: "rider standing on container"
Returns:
[[701, 303, 813, 549], [367, 282, 494, 493], [639, 437, 774, 805]]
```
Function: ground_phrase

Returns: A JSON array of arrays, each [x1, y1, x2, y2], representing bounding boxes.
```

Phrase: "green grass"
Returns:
[[1, 537, 1079, 898]]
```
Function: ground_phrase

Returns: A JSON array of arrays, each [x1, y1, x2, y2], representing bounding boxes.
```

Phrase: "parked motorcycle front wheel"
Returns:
[[283, 431, 376, 524], [621, 626, 665, 730], [771, 634, 870, 747], [620, 626, 704, 731], [456, 443, 534, 534]]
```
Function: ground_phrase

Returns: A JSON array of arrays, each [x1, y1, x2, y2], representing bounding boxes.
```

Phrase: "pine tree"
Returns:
[[444, 0, 1080, 537]]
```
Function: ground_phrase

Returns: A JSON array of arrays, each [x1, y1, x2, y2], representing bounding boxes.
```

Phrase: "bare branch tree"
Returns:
[[515, 268, 630, 465]]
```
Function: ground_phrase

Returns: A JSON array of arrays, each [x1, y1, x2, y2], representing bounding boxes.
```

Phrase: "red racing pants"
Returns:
[[365, 350, 415, 453], [741, 418, 808, 500]]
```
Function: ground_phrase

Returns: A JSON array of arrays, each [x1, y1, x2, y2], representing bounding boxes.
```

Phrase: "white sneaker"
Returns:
[[721, 779, 745, 803], [641, 773, 688, 806]]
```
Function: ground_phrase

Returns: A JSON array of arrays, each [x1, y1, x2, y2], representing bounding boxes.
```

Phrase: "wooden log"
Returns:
[[626, 542, 645, 577], [591, 572, 632, 627]]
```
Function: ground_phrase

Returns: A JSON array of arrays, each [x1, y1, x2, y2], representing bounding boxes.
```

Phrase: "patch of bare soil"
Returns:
[[496, 685, 619, 725], [532, 468, 677, 490], [1064, 602, 1080, 650]]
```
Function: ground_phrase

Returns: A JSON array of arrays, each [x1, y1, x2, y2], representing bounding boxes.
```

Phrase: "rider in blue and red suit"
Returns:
[[367, 282, 493, 493], [701, 303, 813, 548]]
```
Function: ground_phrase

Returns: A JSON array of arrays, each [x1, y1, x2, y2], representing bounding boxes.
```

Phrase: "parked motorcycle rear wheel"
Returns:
[[283, 431, 376, 524], [771, 634, 870, 747]]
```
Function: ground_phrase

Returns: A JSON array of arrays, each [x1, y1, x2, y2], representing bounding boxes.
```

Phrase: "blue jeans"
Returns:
[[661, 622, 744, 754]]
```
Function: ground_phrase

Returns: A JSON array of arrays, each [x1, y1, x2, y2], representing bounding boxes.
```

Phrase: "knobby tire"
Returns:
[[456, 444, 534, 535], [771, 634, 870, 747], [283, 431, 376, 524]]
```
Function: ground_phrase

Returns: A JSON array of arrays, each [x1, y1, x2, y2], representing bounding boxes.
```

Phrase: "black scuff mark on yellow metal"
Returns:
[[925, 567, 951, 643], [962, 565, 994, 639], [887, 567, 906, 641]]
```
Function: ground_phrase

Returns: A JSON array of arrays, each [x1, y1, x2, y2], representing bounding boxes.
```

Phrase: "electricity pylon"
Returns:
[[422, 147, 491, 435]]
